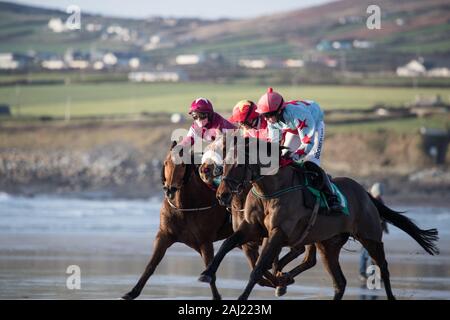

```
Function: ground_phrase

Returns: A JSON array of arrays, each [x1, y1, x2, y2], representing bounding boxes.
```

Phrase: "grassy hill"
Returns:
[[1, 0, 449, 69]]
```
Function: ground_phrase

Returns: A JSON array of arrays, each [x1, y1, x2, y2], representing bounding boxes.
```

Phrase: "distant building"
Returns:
[[175, 54, 203, 65], [128, 71, 185, 82], [65, 51, 90, 70], [48, 18, 67, 33], [41, 59, 65, 70], [396, 59, 449, 78], [396, 59, 426, 77], [427, 67, 450, 78], [0, 53, 31, 70], [284, 59, 304, 68], [238, 59, 267, 69], [103, 52, 118, 66], [86, 23, 103, 32]]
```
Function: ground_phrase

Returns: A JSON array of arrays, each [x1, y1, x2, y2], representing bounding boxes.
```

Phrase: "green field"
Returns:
[[1, 83, 450, 118]]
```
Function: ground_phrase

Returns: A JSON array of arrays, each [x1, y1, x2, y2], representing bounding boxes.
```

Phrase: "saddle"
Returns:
[[288, 161, 348, 216]]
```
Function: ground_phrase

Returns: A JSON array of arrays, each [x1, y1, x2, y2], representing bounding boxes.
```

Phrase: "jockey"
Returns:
[[255, 87, 343, 213], [181, 98, 235, 147], [228, 100, 269, 140]]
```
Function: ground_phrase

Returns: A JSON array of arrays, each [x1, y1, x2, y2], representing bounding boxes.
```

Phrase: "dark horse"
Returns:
[[199, 138, 316, 296], [121, 141, 233, 300], [199, 137, 439, 300]]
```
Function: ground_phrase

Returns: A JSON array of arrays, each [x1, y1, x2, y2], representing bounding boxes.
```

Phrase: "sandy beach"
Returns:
[[0, 195, 449, 300]]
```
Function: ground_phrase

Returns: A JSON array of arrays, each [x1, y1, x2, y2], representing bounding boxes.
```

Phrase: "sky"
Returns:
[[9, 0, 333, 19]]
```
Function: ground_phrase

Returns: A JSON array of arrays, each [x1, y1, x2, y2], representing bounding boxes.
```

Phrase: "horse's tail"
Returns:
[[368, 193, 439, 255]]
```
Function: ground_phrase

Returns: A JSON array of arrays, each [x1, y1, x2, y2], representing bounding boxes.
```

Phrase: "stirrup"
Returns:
[[328, 196, 344, 212]]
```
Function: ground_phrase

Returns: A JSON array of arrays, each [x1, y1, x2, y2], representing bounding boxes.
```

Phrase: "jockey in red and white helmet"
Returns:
[[228, 100, 268, 140], [256, 87, 343, 213], [181, 97, 235, 146]]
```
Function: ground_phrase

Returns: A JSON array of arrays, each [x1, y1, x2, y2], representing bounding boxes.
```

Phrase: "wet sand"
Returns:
[[1, 231, 449, 300]]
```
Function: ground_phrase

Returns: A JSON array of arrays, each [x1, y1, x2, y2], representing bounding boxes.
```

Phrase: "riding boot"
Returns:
[[322, 171, 344, 213], [304, 161, 344, 213]]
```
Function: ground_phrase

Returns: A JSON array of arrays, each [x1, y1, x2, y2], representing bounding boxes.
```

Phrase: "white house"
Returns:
[[0, 53, 19, 70], [41, 59, 65, 70], [238, 59, 267, 69], [175, 54, 203, 65], [284, 59, 304, 68], [103, 52, 118, 66], [48, 18, 67, 33], [128, 71, 183, 83], [396, 60, 426, 77], [427, 67, 450, 78]]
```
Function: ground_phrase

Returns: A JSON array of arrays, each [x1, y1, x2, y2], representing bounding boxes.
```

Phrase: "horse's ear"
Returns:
[[160, 162, 166, 184], [170, 140, 177, 150]]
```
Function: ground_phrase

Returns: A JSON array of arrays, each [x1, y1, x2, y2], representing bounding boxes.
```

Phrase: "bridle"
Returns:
[[162, 161, 218, 212], [222, 160, 264, 195]]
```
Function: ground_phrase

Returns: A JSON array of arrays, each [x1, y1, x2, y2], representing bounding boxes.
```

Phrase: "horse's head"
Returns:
[[199, 139, 224, 187], [216, 136, 254, 207], [161, 141, 191, 200], [216, 135, 282, 206]]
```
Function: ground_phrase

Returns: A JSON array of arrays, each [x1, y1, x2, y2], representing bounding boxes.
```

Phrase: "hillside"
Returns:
[[0, 0, 449, 71]]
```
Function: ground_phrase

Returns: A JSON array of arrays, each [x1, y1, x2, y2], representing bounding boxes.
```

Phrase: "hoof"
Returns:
[[275, 286, 287, 297], [198, 274, 213, 284], [121, 291, 138, 300], [237, 294, 248, 301]]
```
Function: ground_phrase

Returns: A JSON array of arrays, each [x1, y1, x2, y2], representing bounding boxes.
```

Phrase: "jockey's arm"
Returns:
[[180, 126, 196, 146], [293, 112, 316, 159]]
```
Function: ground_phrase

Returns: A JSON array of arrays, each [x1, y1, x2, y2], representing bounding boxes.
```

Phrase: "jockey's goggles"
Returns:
[[191, 112, 208, 120]]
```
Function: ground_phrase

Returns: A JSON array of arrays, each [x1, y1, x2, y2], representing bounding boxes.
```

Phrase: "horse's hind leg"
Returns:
[[238, 227, 286, 300], [200, 243, 222, 300], [121, 231, 174, 300], [359, 239, 395, 300], [317, 234, 349, 300]]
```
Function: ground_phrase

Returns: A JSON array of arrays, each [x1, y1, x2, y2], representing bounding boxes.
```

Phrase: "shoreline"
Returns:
[[1, 177, 449, 207]]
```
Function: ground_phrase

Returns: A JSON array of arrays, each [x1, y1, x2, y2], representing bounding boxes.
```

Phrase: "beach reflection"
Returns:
[[0, 195, 449, 300]]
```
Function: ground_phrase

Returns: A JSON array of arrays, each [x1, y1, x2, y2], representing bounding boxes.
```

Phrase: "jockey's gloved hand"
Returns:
[[291, 152, 301, 161]]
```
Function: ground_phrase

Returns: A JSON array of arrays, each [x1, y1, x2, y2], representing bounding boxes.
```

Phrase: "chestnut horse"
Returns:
[[121, 141, 233, 300], [199, 137, 439, 300]]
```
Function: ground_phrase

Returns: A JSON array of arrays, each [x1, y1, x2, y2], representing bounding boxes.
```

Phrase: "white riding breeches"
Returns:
[[283, 121, 325, 166]]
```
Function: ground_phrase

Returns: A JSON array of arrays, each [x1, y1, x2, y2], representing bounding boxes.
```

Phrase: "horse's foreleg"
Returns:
[[199, 222, 258, 284], [200, 243, 222, 300], [238, 227, 286, 300], [275, 244, 317, 297], [317, 234, 348, 300], [242, 242, 277, 288], [121, 231, 173, 300]]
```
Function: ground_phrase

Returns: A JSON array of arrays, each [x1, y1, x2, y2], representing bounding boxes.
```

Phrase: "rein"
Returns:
[[250, 184, 305, 200], [167, 198, 218, 212], [164, 161, 218, 212]]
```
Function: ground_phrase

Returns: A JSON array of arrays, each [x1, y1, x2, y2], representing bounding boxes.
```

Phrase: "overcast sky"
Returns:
[[9, 0, 333, 19]]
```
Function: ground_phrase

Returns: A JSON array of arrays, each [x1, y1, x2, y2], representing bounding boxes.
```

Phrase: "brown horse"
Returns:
[[199, 137, 439, 300], [121, 141, 233, 300], [199, 140, 317, 296]]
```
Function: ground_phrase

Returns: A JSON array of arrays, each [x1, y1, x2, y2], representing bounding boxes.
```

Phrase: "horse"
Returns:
[[121, 141, 233, 300], [199, 136, 439, 300], [199, 138, 318, 296]]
